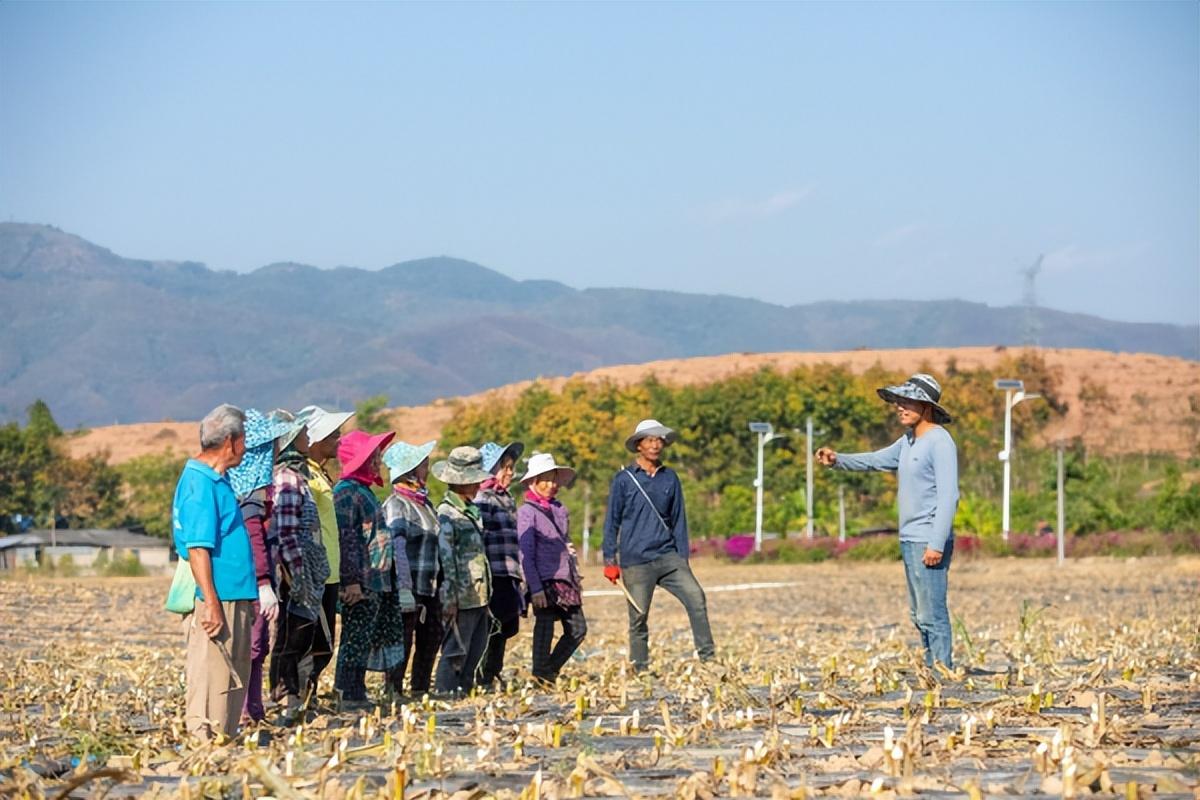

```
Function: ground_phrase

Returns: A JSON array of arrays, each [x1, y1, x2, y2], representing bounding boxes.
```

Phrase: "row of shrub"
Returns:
[[12, 551, 148, 578], [696, 529, 1200, 563]]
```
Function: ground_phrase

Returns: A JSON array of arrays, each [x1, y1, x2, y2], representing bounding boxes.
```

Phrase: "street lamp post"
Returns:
[[994, 379, 1042, 541], [749, 422, 783, 553], [1056, 441, 1066, 566], [838, 484, 846, 543], [805, 416, 815, 540]]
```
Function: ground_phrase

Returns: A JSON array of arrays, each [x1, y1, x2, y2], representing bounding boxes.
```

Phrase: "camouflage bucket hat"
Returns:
[[431, 446, 492, 486], [877, 373, 953, 424]]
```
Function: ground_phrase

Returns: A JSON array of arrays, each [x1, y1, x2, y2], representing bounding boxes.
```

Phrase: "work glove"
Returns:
[[603, 565, 621, 584], [397, 589, 418, 614], [257, 583, 279, 623]]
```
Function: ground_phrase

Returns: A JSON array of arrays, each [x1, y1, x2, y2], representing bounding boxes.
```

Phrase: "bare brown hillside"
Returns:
[[68, 347, 1200, 464]]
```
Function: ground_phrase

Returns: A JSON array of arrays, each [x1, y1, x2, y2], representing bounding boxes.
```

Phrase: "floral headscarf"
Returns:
[[227, 409, 292, 499]]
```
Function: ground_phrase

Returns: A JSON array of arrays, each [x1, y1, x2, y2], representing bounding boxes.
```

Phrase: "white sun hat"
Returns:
[[300, 405, 356, 445], [624, 418, 678, 453], [518, 452, 576, 487]]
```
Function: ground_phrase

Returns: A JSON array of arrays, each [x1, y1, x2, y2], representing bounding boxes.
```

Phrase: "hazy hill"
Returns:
[[2, 222, 1196, 428]]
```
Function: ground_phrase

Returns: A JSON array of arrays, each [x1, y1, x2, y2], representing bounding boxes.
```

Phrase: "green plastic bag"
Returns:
[[165, 559, 196, 614]]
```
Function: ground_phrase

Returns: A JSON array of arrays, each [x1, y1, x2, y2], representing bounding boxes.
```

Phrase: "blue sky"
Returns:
[[2, 2, 1196, 325]]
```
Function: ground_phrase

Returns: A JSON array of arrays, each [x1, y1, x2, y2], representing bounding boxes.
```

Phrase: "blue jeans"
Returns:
[[900, 539, 954, 669], [621, 552, 715, 670]]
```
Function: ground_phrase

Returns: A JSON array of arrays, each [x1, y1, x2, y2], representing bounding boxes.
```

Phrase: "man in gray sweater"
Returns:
[[816, 373, 959, 670]]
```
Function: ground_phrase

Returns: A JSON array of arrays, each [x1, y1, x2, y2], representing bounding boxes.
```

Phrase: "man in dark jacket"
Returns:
[[602, 419, 715, 673]]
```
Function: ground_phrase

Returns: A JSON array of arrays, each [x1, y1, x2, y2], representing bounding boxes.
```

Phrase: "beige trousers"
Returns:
[[184, 598, 253, 741]]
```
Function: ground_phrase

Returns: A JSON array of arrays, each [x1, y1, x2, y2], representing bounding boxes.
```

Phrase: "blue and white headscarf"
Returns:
[[227, 408, 293, 499]]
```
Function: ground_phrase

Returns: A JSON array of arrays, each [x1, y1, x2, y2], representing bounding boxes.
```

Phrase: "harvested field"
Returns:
[[2, 557, 1198, 798]]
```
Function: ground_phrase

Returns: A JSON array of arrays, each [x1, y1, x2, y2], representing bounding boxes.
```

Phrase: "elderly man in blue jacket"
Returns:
[[602, 419, 716, 673]]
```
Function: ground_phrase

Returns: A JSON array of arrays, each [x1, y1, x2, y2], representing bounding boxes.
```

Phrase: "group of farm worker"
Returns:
[[172, 371, 959, 743], [171, 406, 719, 741]]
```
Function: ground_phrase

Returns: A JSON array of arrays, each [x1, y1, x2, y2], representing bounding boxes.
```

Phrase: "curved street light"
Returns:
[[749, 422, 786, 552], [994, 379, 1042, 540]]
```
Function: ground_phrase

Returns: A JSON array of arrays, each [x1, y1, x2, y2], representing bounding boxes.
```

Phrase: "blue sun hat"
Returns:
[[479, 441, 525, 474], [877, 373, 953, 424], [227, 408, 293, 498], [383, 439, 437, 484], [268, 408, 309, 451]]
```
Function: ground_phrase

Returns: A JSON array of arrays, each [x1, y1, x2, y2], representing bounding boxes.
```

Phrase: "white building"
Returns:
[[0, 529, 173, 572]]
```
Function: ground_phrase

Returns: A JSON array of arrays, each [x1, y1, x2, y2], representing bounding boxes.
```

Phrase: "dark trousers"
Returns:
[[434, 606, 490, 694], [400, 593, 443, 695], [269, 579, 321, 700], [622, 552, 715, 671], [479, 576, 522, 686], [304, 582, 338, 695], [531, 604, 587, 681]]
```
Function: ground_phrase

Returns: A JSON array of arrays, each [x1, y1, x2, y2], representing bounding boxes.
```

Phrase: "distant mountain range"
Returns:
[[2, 222, 1196, 429]]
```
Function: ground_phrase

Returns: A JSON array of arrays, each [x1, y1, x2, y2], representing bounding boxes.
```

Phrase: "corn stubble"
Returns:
[[1, 558, 1197, 798]]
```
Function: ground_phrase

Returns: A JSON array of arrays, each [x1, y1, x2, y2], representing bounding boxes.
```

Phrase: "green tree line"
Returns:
[[0, 401, 184, 537], [3, 351, 1197, 544], [440, 352, 1200, 545]]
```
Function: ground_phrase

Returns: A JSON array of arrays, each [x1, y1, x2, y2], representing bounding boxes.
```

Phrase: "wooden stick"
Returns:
[[618, 581, 645, 615]]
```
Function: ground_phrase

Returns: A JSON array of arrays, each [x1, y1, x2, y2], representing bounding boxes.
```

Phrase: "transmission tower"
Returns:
[[1020, 254, 1043, 346]]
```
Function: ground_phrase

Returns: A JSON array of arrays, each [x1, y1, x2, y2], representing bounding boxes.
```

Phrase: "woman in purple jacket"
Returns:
[[516, 453, 586, 684]]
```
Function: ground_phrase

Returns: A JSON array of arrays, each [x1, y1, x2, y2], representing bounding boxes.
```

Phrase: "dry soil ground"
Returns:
[[2, 557, 1198, 798]]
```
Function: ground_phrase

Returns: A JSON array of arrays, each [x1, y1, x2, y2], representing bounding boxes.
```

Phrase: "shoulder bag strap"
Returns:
[[623, 467, 672, 534]]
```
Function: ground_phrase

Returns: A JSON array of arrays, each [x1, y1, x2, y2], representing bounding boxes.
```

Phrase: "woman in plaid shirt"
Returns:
[[266, 409, 330, 724], [474, 440, 526, 689], [381, 439, 444, 696]]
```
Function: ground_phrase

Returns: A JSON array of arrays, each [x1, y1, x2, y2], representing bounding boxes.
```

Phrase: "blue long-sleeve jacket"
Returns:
[[602, 463, 689, 567], [833, 427, 959, 552]]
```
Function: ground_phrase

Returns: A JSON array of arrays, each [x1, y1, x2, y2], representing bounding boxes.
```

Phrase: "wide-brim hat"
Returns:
[[384, 440, 437, 484], [625, 418, 678, 453], [479, 440, 525, 474], [431, 446, 492, 486], [877, 373, 953, 424], [338, 430, 396, 476], [242, 408, 296, 449], [519, 452, 576, 488], [300, 405, 355, 445], [268, 408, 307, 451]]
